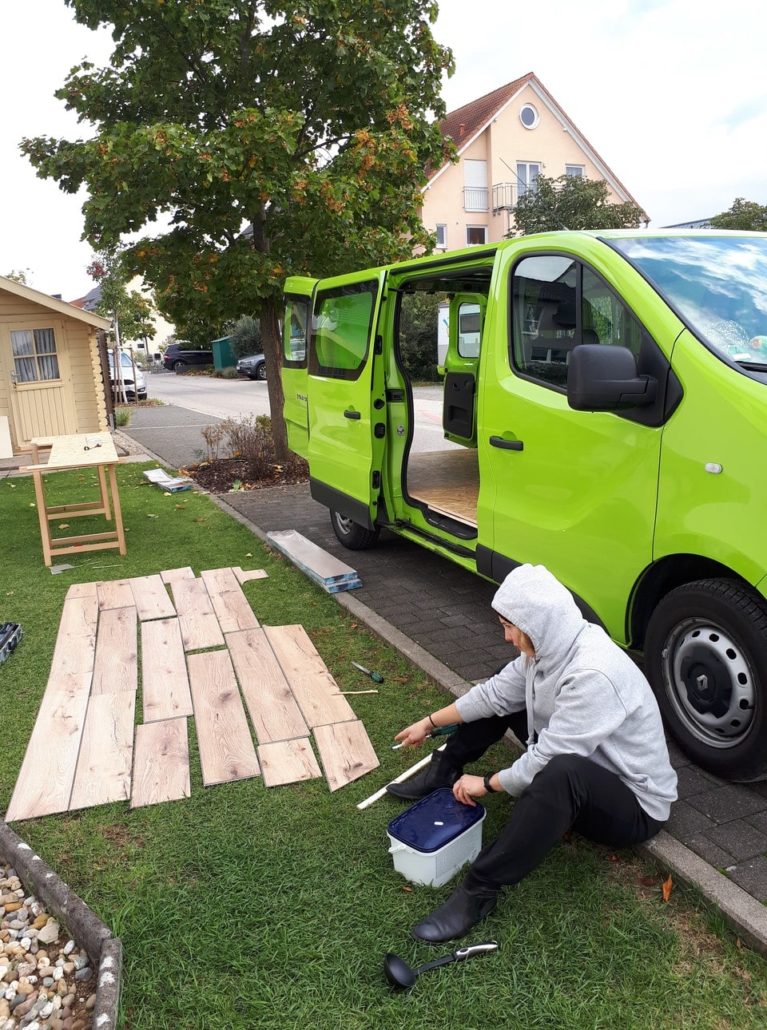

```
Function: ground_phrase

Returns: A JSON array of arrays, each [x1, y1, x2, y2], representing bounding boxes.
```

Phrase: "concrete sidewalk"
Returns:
[[122, 406, 767, 948]]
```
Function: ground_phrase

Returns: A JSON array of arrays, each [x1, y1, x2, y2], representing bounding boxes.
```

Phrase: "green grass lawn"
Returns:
[[1, 464, 766, 1028]]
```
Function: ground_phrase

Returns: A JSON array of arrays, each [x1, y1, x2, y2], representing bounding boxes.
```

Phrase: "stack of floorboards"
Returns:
[[266, 530, 362, 592], [4, 566, 378, 822]]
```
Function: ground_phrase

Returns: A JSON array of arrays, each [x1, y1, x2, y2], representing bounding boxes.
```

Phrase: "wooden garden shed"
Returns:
[[0, 275, 111, 456]]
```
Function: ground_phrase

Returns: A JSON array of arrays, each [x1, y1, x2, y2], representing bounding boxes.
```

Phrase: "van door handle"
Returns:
[[490, 435, 523, 451], [344, 409, 361, 420]]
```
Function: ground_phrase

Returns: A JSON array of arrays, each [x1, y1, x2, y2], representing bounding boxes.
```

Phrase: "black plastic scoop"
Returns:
[[383, 941, 499, 990]]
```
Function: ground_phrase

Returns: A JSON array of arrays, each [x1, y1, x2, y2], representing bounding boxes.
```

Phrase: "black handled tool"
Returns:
[[384, 941, 499, 990]]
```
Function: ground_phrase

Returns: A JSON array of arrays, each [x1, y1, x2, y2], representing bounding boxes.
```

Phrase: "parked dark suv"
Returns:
[[163, 343, 214, 372]]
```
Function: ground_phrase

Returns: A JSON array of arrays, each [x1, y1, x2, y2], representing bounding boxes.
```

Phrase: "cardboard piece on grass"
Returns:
[[266, 530, 361, 593], [143, 468, 193, 493]]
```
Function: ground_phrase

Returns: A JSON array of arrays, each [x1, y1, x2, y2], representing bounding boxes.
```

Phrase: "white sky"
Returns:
[[1, 0, 765, 301]]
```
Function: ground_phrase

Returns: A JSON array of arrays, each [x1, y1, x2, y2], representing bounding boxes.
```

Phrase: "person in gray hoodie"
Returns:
[[390, 563, 678, 944]]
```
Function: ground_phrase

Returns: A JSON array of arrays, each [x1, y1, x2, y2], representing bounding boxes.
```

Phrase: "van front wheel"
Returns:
[[645, 578, 767, 781], [330, 510, 379, 550]]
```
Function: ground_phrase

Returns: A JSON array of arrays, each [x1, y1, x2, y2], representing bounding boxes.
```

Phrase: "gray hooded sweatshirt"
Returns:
[[454, 564, 677, 822]]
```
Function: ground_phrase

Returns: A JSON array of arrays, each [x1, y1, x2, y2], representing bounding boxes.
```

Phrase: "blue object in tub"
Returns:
[[387, 788, 485, 853]]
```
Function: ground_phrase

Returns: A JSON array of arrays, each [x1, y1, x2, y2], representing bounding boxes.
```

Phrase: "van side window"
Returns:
[[310, 282, 377, 380], [283, 296, 310, 367], [511, 255, 578, 388], [582, 268, 642, 357], [457, 302, 481, 358]]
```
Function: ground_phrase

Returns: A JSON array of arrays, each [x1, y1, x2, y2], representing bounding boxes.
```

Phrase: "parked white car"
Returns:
[[108, 351, 147, 400]]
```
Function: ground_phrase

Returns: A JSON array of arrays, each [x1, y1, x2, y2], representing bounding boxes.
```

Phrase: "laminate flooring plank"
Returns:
[[201, 568, 259, 633], [130, 718, 190, 809], [188, 650, 260, 786], [233, 567, 269, 584], [161, 566, 195, 585], [91, 606, 138, 696], [69, 691, 136, 810], [141, 618, 193, 722], [129, 574, 176, 621], [226, 628, 309, 743], [258, 738, 322, 787], [200, 567, 240, 593], [171, 577, 225, 651], [67, 582, 98, 599], [49, 594, 99, 680], [313, 720, 380, 792], [5, 672, 92, 822], [97, 579, 135, 611], [264, 624, 356, 728]]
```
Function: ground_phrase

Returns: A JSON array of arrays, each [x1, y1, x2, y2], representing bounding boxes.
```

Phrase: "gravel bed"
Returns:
[[0, 861, 96, 1030]]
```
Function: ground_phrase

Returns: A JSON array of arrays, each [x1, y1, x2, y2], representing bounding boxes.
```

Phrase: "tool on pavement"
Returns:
[[391, 723, 460, 749], [383, 941, 499, 990], [352, 661, 384, 683]]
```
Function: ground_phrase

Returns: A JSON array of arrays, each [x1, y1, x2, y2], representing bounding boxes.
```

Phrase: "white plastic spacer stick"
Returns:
[[356, 744, 446, 810]]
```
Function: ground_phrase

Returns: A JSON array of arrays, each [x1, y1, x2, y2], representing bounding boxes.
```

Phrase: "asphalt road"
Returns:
[[145, 371, 457, 453]]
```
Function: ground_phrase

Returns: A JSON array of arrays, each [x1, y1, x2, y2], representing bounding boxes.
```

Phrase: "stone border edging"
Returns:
[[0, 820, 122, 1028]]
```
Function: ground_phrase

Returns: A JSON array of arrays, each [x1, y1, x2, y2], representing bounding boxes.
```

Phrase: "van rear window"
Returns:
[[310, 282, 377, 379]]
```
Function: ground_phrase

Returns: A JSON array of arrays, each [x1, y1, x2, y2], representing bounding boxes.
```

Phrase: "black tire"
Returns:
[[330, 509, 379, 550], [255, 362, 267, 381], [174, 360, 187, 373], [645, 578, 767, 781]]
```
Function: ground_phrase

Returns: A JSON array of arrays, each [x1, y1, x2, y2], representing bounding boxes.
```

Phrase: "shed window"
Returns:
[[11, 328, 60, 382]]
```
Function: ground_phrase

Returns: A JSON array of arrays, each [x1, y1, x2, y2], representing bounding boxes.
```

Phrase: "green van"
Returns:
[[281, 231, 767, 781]]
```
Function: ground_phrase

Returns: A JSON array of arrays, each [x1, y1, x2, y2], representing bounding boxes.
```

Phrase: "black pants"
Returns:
[[444, 712, 664, 891]]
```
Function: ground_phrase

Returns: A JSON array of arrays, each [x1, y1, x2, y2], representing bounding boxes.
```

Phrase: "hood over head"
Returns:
[[492, 564, 586, 660]]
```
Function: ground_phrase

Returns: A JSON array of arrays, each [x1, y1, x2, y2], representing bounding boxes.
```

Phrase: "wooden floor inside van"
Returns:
[[407, 448, 479, 526]]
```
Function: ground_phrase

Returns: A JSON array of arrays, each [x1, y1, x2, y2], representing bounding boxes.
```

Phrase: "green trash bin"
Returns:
[[211, 336, 236, 371]]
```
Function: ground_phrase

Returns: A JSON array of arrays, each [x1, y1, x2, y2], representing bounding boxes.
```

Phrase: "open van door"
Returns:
[[282, 276, 316, 459], [307, 269, 388, 530], [442, 293, 485, 446]]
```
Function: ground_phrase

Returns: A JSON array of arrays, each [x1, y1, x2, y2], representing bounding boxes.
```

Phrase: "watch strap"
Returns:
[[483, 772, 497, 794]]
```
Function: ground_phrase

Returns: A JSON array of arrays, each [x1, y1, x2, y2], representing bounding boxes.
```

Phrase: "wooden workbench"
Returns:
[[23, 432, 127, 566]]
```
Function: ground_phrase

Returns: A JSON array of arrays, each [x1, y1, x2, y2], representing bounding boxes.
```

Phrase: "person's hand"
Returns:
[[394, 718, 432, 748], [453, 774, 486, 807]]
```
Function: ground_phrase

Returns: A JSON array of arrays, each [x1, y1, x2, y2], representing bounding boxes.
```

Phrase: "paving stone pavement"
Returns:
[[123, 409, 767, 910]]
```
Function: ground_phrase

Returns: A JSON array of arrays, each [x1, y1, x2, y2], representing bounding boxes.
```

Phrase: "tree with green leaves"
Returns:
[[4, 269, 31, 285], [230, 315, 262, 360], [709, 198, 767, 232], [87, 255, 156, 347], [22, 1, 453, 457], [511, 175, 646, 236]]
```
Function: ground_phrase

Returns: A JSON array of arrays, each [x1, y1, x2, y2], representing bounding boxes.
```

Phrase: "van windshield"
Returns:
[[611, 236, 767, 370]]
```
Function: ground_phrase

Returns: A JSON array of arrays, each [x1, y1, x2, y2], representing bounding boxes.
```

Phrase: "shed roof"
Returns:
[[0, 276, 111, 330]]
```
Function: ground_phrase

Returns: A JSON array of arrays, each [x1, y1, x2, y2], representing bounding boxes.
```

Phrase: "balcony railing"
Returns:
[[463, 187, 489, 212]]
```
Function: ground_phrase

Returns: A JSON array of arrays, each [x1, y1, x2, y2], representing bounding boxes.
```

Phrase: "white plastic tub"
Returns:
[[386, 788, 486, 888]]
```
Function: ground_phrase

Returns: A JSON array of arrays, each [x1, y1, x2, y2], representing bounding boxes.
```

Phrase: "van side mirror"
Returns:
[[567, 344, 657, 411]]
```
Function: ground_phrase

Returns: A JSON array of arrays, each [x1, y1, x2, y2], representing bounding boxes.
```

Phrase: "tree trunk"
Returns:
[[261, 295, 289, 461]]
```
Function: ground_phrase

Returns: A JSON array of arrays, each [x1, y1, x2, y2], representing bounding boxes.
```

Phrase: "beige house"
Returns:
[[422, 72, 644, 249], [0, 276, 111, 455]]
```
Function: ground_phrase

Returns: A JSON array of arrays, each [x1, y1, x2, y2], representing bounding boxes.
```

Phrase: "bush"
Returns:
[[230, 315, 262, 360], [212, 366, 239, 379], [221, 414, 273, 479], [115, 407, 131, 427], [398, 292, 443, 382]]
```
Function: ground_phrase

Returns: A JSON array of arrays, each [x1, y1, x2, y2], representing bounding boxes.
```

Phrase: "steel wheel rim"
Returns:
[[335, 513, 354, 535], [662, 618, 756, 748]]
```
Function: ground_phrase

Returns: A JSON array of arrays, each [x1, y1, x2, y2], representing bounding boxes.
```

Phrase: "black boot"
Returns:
[[386, 751, 463, 800], [411, 881, 499, 943]]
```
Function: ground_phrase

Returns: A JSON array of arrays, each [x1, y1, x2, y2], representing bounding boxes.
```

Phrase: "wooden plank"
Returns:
[[49, 594, 99, 680], [171, 577, 225, 651], [233, 567, 269, 584], [226, 628, 309, 743], [129, 574, 176, 621], [141, 618, 193, 722], [4, 672, 92, 821], [91, 606, 137, 695], [161, 567, 195, 585], [258, 739, 322, 787], [313, 720, 380, 792], [130, 718, 190, 809], [97, 578, 135, 610], [407, 448, 479, 527], [187, 650, 260, 786], [66, 582, 98, 599], [201, 568, 259, 634], [69, 691, 136, 810], [264, 624, 356, 728]]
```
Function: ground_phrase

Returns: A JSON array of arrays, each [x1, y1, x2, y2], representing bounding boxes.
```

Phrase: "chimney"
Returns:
[[459, 122, 465, 137], [52, 294, 62, 300]]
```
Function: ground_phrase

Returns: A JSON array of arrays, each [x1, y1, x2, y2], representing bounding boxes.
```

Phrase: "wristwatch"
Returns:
[[483, 772, 498, 794]]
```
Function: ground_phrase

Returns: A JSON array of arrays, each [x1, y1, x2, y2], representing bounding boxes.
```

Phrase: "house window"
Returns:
[[520, 104, 539, 129], [463, 159, 489, 211], [565, 165, 584, 178], [466, 226, 487, 246], [517, 162, 540, 200], [436, 224, 447, 248], [10, 328, 60, 383]]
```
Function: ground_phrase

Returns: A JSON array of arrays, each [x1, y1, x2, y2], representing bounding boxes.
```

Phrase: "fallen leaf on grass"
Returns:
[[400, 885, 413, 893], [175, 503, 187, 510], [147, 513, 159, 519], [29, 502, 35, 508], [58, 523, 70, 529], [245, 552, 252, 558], [193, 517, 206, 524], [662, 874, 673, 902], [7, 483, 15, 489], [163, 491, 172, 496]]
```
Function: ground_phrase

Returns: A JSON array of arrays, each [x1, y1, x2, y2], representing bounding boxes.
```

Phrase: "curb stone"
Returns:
[[0, 820, 122, 1027]]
